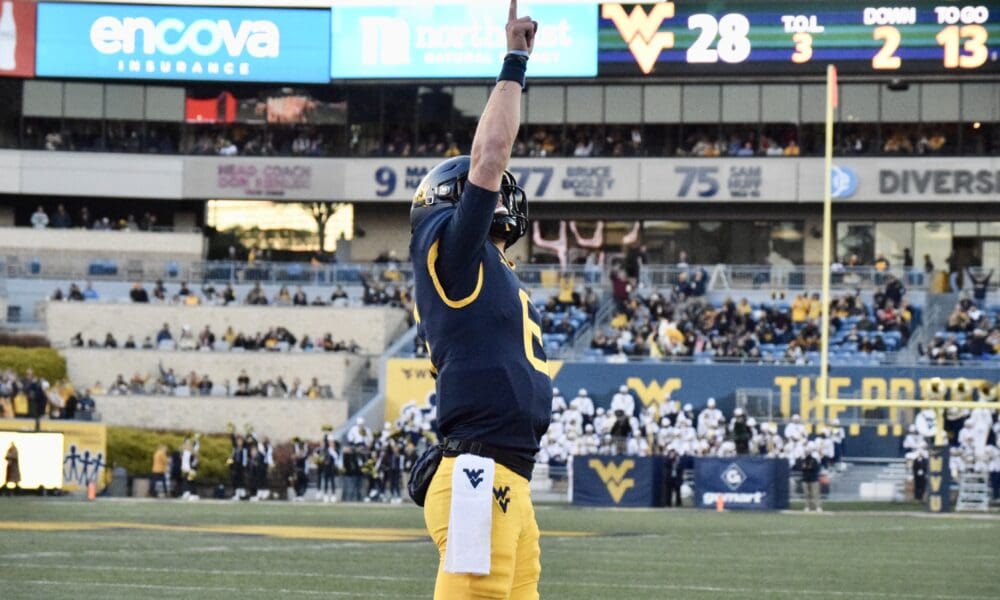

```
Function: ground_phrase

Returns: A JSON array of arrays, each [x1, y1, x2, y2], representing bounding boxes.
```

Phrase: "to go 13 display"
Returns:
[[599, 1, 999, 75]]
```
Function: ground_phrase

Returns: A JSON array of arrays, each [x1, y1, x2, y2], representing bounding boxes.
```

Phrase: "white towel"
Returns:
[[443, 453, 495, 575]]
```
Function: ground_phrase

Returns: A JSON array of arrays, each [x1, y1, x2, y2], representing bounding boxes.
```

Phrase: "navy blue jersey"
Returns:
[[410, 182, 552, 463]]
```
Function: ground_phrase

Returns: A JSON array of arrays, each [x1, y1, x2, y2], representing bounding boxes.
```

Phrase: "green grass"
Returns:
[[0, 498, 998, 599]]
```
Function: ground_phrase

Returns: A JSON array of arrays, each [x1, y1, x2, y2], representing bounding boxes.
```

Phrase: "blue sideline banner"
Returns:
[[572, 455, 663, 508], [694, 457, 789, 511]]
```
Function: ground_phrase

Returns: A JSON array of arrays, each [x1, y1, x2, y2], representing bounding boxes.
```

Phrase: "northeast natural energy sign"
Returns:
[[329, 2, 596, 78]]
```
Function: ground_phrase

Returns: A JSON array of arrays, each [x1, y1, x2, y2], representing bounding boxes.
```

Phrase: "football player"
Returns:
[[409, 2, 549, 597]]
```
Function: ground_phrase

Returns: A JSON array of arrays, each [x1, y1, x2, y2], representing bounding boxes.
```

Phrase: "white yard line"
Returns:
[[544, 522, 990, 547], [13, 562, 434, 583], [545, 580, 997, 600], [18, 579, 424, 598], [0, 541, 381, 560]]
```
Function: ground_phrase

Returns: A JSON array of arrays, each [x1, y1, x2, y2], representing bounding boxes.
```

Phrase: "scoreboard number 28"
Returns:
[[687, 13, 752, 64]]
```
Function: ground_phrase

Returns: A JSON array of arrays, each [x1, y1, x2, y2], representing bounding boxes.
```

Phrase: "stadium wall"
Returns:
[[8, 150, 184, 198], [386, 359, 997, 457], [3, 151, 999, 204], [351, 205, 531, 264], [45, 302, 408, 355], [63, 348, 364, 397], [93, 395, 348, 441], [0, 227, 204, 259], [350, 205, 414, 264]]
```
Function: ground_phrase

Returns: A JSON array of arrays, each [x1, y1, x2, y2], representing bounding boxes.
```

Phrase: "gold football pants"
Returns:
[[423, 456, 541, 600]]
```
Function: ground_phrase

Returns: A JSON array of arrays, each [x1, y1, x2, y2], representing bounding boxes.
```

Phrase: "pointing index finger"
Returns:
[[509, 0, 518, 22]]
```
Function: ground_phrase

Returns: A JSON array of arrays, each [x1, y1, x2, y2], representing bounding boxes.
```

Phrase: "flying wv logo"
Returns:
[[493, 486, 511, 513], [464, 468, 484, 488], [602, 3, 677, 75], [588, 459, 635, 504]]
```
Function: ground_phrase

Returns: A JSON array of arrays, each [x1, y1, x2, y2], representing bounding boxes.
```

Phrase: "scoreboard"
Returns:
[[599, 1, 999, 76]]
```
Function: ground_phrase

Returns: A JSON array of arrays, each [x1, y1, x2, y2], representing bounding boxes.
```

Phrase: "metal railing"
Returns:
[[642, 264, 930, 293], [3, 259, 607, 289], [1, 224, 201, 235], [4, 258, 938, 292], [570, 352, 911, 367], [752, 390, 926, 427]]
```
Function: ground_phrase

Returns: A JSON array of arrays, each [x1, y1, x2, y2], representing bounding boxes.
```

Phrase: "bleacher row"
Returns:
[[757, 305, 916, 365], [930, 303, 1000, 362], [539, 304, 590, 352], [585, 297, 920, 365]]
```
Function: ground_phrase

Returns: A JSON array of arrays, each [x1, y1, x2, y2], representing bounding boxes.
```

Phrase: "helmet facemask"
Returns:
[[490, 170, 528, 249]]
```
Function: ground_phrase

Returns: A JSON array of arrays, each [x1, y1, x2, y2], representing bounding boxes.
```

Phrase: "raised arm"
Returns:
[[437, 0, 537, 278], [468, 0, 535, 191]]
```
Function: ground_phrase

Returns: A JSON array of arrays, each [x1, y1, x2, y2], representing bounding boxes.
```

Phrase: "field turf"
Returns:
[[0, 498, 997, 599]]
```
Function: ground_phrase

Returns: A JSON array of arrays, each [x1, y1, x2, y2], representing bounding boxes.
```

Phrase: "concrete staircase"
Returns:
[[955, 471, 990, 512], [915, 293, 960, 346]]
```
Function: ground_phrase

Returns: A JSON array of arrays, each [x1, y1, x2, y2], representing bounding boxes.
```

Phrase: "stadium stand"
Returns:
[[45, 302, 406, 355], [588, 269, 919, 365], [921, 298, 1000, 363], [17, 119, 993, 159], [0, 225, 203, 280]]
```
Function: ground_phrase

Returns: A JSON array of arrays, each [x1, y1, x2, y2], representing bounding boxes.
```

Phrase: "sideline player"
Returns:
[[409, 2, 551, 597]]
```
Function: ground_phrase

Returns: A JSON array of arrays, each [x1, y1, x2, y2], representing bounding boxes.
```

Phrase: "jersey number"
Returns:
[[519, 289, 549, 375]]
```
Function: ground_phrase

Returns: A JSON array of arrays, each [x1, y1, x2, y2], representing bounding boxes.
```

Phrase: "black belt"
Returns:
[[442, 438, 535, 481]]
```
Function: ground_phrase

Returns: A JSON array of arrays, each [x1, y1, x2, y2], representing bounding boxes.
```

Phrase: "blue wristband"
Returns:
[[497, 53, 528, 90]]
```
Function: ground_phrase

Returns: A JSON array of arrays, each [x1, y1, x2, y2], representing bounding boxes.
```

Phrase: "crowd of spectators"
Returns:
[[509, 126, 645, 158], [154, 418, 429, 502], [27, 122, 176, 154], [23, 117, 995, 159], [364, 129, 464, 158], [185, 127, 333, 157], [593, 269, 914, 364], [380, 124, 965, 159], [920, 298, 1000, 363], [30, 204, 161, 231], [50, 280, 370, 309], [680, 126, 954, 158], [539, 276, 600, 348], [0, 368, 96, 421], [101, 364, 335, 399], [538, 386, 843, 507], [678, 133, 800, 157], [70, 323, 361, 355]]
